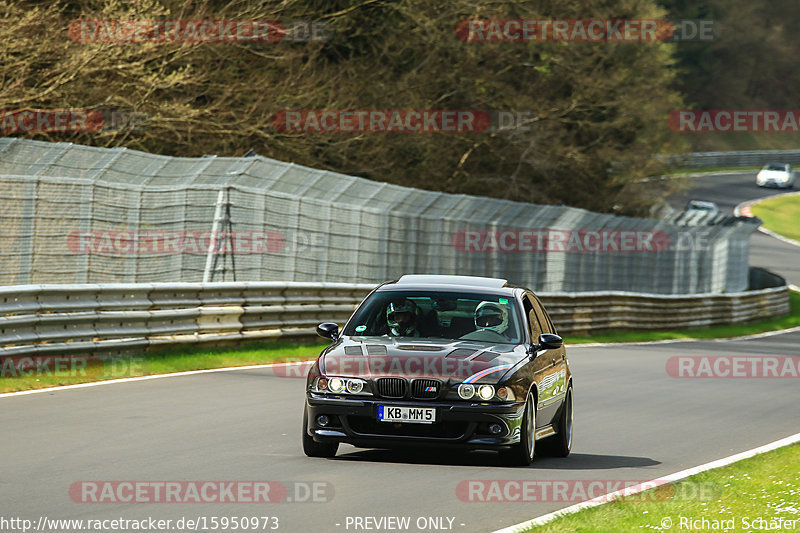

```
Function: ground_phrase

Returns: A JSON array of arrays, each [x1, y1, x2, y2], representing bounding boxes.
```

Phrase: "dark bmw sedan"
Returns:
[[302, 275, 573, 465]]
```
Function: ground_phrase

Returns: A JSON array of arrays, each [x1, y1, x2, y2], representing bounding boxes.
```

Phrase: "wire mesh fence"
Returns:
[[0, 138, 759, 293]]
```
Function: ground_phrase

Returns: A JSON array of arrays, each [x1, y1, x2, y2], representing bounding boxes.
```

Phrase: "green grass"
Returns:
[[751, 195, 800, 243], [0, 340, 328, 394], [525, 443, 800, 532], [2, 290, 798, 394]]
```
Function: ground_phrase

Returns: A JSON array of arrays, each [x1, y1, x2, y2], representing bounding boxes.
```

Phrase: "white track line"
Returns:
[[493, 431, 800, 533], [757, 226, 800, 248]]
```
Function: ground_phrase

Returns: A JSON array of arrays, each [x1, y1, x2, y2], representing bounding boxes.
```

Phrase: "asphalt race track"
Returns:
[[2, 172, 799, 533], [670, 170, 800, 284]]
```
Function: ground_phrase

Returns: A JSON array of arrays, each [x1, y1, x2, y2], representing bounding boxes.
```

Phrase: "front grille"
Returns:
[[411, 378, 441, 399], [376, 377, 407, 398]]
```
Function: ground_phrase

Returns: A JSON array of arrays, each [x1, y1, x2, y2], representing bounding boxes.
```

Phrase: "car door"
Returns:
[[532, 294, 568, 425], [522, 293, 559, 425]]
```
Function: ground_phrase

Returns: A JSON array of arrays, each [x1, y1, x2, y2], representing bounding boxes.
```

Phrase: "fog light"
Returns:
[[488, 423, 503, 435], [316, 415, 330, 427]]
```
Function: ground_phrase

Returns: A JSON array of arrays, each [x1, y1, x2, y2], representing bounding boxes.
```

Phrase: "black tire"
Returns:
[[540, 385, 573, 457], [302, 406, 339, 458], [502, 392, 536, 466]]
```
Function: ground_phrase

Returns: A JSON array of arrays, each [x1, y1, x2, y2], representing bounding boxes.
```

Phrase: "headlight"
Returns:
[[477, 385, 495, 401], [312, 377, 369, 395], [456, 383, 515, 401], [346, 379, 365, 393], [458, 383, 475, 399], [329, 377, 345, 393]]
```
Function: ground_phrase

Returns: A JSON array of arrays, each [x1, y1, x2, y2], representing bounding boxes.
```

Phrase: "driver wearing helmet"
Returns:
[[386, 299, 420, 337], [474, 301, 509, 338]]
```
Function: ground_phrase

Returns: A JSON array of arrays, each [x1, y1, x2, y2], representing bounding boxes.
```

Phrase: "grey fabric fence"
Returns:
[[0, 138, 760, 294]]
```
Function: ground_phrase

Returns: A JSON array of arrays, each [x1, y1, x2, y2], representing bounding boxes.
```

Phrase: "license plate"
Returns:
[[378, 406, 436, 424]]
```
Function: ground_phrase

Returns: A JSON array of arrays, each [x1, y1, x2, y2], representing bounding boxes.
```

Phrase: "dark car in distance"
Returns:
[[302, 275, 573, 465]]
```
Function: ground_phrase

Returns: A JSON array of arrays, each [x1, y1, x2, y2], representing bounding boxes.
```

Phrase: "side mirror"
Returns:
[[538, 333, 563, 350], [316, 322, 339, 341]]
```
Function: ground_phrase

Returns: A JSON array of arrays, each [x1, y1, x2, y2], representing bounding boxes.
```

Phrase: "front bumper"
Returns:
[[305, 393, 526, 449], [758, 178, 792, 188]]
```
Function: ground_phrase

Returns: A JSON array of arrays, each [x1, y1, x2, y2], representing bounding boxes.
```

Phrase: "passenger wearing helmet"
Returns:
[[474, 301, 509, 338], [386, 299, 420, 337]]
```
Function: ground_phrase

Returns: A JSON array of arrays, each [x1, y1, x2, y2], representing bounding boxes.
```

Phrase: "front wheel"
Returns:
[[540, 385, 573, 457], [302, 406, 339, 458], [502, 392, 536, 466]]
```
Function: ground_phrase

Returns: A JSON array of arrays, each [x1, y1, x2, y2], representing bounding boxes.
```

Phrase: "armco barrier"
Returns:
[[665, 150, 800, 169], [0, 274, 790, 358]]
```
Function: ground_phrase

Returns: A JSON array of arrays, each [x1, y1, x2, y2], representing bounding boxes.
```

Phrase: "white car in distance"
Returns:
[[686, 200, 720, 217], [756, 163, 795, 188]]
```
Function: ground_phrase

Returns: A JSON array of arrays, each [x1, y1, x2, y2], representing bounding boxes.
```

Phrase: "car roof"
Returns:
[[377, 275, 522, 296], [397, 274, 507, 287]]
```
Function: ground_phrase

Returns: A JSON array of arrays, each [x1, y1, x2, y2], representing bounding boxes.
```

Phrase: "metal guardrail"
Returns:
[[666, 150, 800, 169], [543, 287, 789, 335], [0, 275, 790, 358]]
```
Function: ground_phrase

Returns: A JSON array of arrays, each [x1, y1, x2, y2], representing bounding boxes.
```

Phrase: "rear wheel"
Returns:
[[302, 406, 339, 458], [502, 392, 536, 466]]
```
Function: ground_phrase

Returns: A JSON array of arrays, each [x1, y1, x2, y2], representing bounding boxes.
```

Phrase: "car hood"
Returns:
[[320, 336, 527, 383]]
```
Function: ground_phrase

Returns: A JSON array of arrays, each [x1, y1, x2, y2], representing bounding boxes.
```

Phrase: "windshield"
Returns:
[[343, 290, 523, 344], [765, 164, 788, 171]]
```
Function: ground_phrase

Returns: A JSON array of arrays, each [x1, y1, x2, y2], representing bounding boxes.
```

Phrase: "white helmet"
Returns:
[[474, 301, 508, 335]]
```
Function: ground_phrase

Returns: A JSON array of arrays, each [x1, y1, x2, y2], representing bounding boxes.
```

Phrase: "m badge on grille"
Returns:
[[424, 386, 437, 392]]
